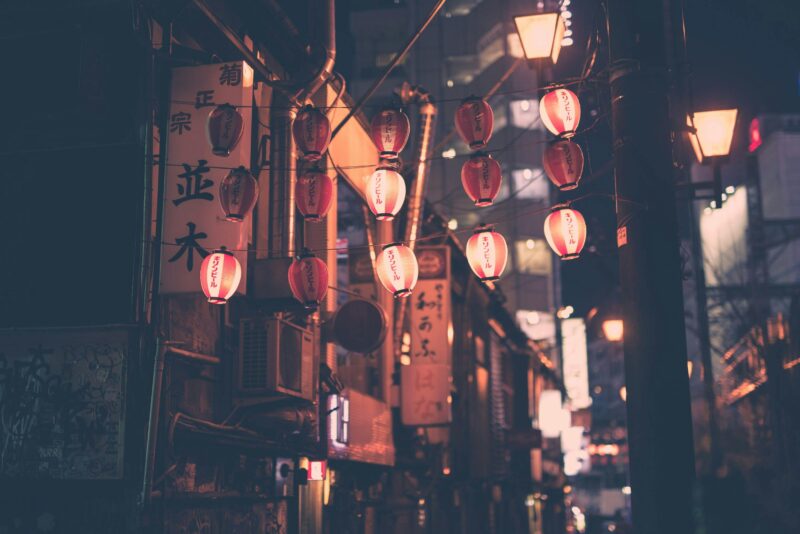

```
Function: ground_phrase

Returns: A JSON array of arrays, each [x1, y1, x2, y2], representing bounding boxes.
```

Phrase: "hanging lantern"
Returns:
[[370, 108, 411, 159], [288, 250, 329, 309], [376, 243, 418, 298], [207, 104, 244, 157], [461, 153, 503, 207], [455, 96, 494, 150], [466, 225, 508, 282], [219, 166, 259, 222], [296, 166, 334, 222], [292, 105, 332, 161], [366, 166, 406, 221], [543, 140, 584, 191], [199, 249, 242, 305], [539, 88, 581, 138], [544, 206, 587, 260]]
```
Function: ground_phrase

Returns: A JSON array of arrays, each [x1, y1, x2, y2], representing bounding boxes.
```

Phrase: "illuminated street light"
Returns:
[[687, 109, 738, 209], [513, 12, 567, 64], [602, 319, 624, 342]]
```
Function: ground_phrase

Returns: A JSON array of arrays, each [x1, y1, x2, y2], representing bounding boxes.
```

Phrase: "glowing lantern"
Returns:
[[296, 167, 334, 222], [466, 225, 508, 282], [366, 166, 406, 221], [288, 251, 329, 309], [219, 166, 259, 222], [376, 243, 419, 298], [292, 105, 331, 161], [461, 153, 503, 207], [370, 108, 411, 159], [539, 88, 581, 138], [543, 140, 584, 191], [602, 319, 623, 342], [544, 206, 587, 260], [199, 249, 242, 305], [513, 12, 567, 64], [207, 104, 244, 157], [455, 96, 494, 150], [687, 109, 738, 163]]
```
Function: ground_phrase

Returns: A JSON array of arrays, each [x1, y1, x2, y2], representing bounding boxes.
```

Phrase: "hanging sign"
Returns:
[[562, 317, 592, 410]]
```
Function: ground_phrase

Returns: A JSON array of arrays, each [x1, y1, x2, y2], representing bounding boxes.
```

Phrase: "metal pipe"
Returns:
[[140, 339, 166, 508], [293, 0, 336, 103], [167, 345, 222, 365], [270, 98, 298, 258]]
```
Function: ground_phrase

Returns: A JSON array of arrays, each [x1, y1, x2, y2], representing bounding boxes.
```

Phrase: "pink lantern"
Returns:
[[543, 140, 584, 191], [466, 226, 508, 282], [455, 96, 494, 150], [461, 153, 503, 207], [376, 243, 419, 298], [370, 108, 411, 159], [544, 206, 587, 260], [288, 251, 329, 309], [200, 249, 242, 304], [292, 105, 332, 161], [366, 166, 406, 221], [539, 88, 581, 138], [219, 166, 259, 222], [296, 167, 334, 222], [207, 104, 244, 157]]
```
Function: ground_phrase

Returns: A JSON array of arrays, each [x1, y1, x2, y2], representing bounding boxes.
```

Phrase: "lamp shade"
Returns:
[[366, 166, 406, 221], [687, 109, 738, 163], [376, 243, 418, 298], [544, 207, 587, 260], [602, 319, 623, 342], [219, 166, 259, 222], [461, 153, 503, 207], [296, 167, 334, 222], [543, 140, 584, 191], [288, 251, 329, 309], [207, 104, 244, 157], [200, 249, 242, 304], [513, 12, 567, 64], [370, 108, 411, 159], [455, 96, 494, 150], [293, 105, 332, 161], [466, 226, 508, 282], [539, 88, 581, 138]]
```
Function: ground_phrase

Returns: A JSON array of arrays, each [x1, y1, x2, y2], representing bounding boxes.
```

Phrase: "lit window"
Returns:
[[338, 396, 350, 444]]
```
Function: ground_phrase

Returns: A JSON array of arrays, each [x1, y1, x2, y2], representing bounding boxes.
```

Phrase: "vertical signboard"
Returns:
[[561, 317, 591, 410], [160, 62, 253, 294]]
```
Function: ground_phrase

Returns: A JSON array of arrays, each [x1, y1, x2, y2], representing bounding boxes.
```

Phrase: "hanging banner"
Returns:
[[562, 317, 592, 410], [160, 62, 254, 294]]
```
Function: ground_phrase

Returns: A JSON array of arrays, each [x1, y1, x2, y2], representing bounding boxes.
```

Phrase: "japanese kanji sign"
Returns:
[[562, 317, 592, 410], [160, 62, 253, 294]]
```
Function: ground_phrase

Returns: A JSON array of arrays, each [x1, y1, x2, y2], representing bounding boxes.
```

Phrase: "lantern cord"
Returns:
[[326, 285, 367, 299]]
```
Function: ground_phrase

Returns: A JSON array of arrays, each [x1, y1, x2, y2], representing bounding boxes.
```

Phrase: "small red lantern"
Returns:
[[288, 250, 329, 309], [543, 140, 584, 191], [544, 206, 587, 260], [207, 104, 244, 157], [219, 166, 259, 222], [461, 153, 503, 207], [370, 108, 411, 159], [296, 167, 334, 222], [376, 243, 418, 298], [466, 225, 508, 282], [292, 105, 332, 161], [539, 88, 581, 138], [455, 96, 494, 150], [200, 249, 242, 304], [366, 166, 406, 221]]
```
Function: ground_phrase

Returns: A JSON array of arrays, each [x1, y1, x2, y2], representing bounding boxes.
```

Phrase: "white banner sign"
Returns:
[[562, 317, 592, 410]]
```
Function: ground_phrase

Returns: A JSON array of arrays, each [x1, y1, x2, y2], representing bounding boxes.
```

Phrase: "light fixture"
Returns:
[[292, 105, 332, 161], [686, 109, 738, 209], [366, 166, 406, 221], [455, 96, 494, 150], [376, 243, 419, 298], [200, 249, 242, 305], [296, 166, 334, 222], [288, 250, 329, 309], [543, 140, 584, 191], [540, 88, 582, 138], [466, 225, 509, 282], [219, 166, 259, 222], [544, 206, 587, 260], [513, 12, 567, 64], [370, 108, 411, 160], [461, 153, 503, 207], [602, 319, 624, 342]]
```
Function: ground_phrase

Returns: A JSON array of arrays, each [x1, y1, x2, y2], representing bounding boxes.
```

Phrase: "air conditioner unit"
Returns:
[[236, 317, 316, 403]]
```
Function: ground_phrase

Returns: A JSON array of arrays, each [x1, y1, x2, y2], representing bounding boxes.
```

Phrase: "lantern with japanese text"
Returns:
[[219, 166, 259, 222], [370, 108, 411, 159], [376, 243, 419, 298], [466, 225, 508, 282], [288, 250, 329, 309], [544, 206, 587, 260], [296, 166, 334, 222], [207, 104, 244, 157], [366, 166, 406, 221], [292, 105, 331, 161], [200, 249, 242, 305], [461, 153, 503, 207], [539, 88, 581, 138], [543, 140, 584, 191], [455, 96, 494, 150]]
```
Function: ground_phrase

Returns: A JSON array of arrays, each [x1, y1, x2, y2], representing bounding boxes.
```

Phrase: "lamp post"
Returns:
[[513, 12, 567, 66], [687, 109, 739, 207]]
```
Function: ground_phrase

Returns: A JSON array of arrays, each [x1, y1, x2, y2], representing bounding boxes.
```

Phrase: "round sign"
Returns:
[[332, 299, 387, 353]]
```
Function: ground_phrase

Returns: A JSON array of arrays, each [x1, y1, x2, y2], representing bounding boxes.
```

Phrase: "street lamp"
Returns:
[[686, 108, 738, 208], [602, 319, 624, 342], [513, 12, 567, 65]]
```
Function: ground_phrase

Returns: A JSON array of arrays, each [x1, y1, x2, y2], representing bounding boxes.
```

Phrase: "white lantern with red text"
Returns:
[[461, 153, 503, 207], [219, 166, 259, 222], [466, 225, 509, 282], [207, 104, 244, 156], [366, 166, 406, 220], [296, 166, 334, 222], [544, 206, 587, 260], [543, 140, 584, 190], [288, 250, 329, 309], [292, 105, 331, 161], [200, 249, 242, 304], [539, 88, 581, 138], [370, 108, 411, 159], [455, 96, 494, 150], [376, 243, 419, 298]]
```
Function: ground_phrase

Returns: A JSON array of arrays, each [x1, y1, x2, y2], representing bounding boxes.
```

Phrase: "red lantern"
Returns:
[[466, 226, 508, 282], [296, 167, 334, 222], [544, 206, 587, 260], [543, 140, 584, 191], [539, 88, 581, 138], [366, 166, 406, 221], [200, 249, 242, 304], [207, 104, 244, 157], [461, 153, 503, 207], [376, 243, 418, 298], [288, 251, 329, 309], [455, 96, 494, 150], [292, 105, 331, 161], [370, 108, 411, 159], [219, 166, 259, 222]]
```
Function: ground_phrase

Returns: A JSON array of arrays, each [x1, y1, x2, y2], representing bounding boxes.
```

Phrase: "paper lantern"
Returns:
[[543, 140, 584, 191], [219, 166, 259, 222], [370, 108, 411, 159], [200, 249, 242, 304], [461, 153, 503, 207], [544, 207, 587, 260], [376, 243, 418, 298], [366, 166, 406, 221], [292, 105, 331, 161], [296, 167, 334, 222], [207, 104, 244, 157], [288, 251, 329, 309], [539, 88, 581, 138], [466, 226, 508, 282], [455, 96, 494, 150]]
